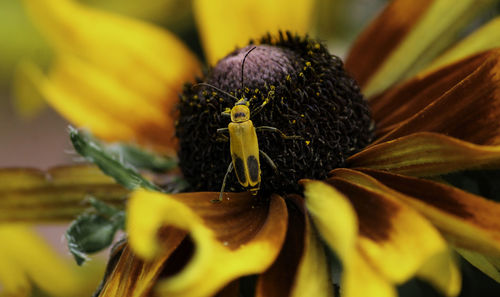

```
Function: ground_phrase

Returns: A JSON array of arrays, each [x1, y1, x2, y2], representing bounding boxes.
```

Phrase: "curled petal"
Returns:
[[23, 0, 200, 151], [193, 0, 315, 64], [348, 132, 500, 177], [346, 0, 496, 97], [326, 175, 460, 296], [98, 230, 186, 297], [127, 190, 288, 297], [0, 165, 128, 223]]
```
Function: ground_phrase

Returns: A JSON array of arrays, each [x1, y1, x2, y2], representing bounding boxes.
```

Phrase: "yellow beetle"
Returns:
[[227, 103, 261, 190], [196, 48, 300, 202]]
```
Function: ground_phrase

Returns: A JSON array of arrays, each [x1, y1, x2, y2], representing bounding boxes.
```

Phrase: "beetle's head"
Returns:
[[231, 104, 250, 122]]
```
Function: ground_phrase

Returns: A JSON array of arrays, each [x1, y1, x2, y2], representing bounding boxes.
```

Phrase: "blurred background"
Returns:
[[0, 0, 385, 168]]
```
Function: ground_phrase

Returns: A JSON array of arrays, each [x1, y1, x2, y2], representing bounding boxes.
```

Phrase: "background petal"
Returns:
[[345, 0, 497, 97], [23, 0, 200, 152], [193, 0, 315, 64], [427, 17, 500, 73], [0, 165, 128, 223], [456, 248, 500, 283], [0, 224, 103, 297]]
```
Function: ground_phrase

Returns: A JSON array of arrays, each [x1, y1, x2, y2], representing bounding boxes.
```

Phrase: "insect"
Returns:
[[196, 47, 301, 202]]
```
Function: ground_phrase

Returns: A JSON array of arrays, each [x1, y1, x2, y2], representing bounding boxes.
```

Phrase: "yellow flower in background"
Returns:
[[4, 0, 500, 297]]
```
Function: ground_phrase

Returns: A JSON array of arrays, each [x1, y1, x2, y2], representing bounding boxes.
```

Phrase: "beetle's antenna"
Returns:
[[193, 83, 239, 102], [241, 46, 257, 93]]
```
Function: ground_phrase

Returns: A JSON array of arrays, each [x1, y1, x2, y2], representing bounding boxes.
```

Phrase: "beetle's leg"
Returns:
[[216, 128, 229, 142], [256, 126, 302, 140], [251, 97, 271, 116], [213, 162, 233, 203], [259, 150, 278, 174], [221, 109, 232, 118]]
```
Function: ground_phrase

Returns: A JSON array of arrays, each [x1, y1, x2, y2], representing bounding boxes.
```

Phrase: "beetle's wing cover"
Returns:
[[228, 120, 260, 187]]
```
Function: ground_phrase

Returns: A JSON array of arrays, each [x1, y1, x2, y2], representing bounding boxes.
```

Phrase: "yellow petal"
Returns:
[[456, 248, 500, 283], [303, 180, 396, 297], [0, 224, 101, 297], [346, 0, 496, 97], [338, 168, 500, 258], [427, 17, 500, 73], [256, 195, 333, 297], [327, 175, 460, 296], [289, 213, 333, 297], [343, 251, 397, 297], [48, 54, 177, 151], [303, 180, 357, 261], [348, 132, 500, 177], [127, 190, 288, 297], [0, 165, 128, 223], [12, 61, 47, 118], [23, 0, 200, 151], [193, 0, 315, 64]]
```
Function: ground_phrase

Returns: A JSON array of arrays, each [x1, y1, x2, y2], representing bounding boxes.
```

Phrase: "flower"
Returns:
[[6, 0, 500, 297]]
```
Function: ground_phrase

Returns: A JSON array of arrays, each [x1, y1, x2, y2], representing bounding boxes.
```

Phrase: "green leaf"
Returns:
[[66, 213, 118, 265], [66, 198, 126, 265], [106, 143, 177, 172], [69, 127, 162, 191]]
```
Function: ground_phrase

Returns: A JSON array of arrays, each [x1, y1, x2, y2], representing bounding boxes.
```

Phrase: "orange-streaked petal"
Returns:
[[303, 180, 396, 297], [327, 176, 460, 296], [456, 248, 500, 283], [369, 51, 488, 134], [99, 229, 186, 297], [346, 0, 496, 97], [372, 49, 500, 146], [427, 17, 500, 73], [193, 0, 315, 64], [345, 0, 434, 89], [348, 132, 500, 177], [335, 168, 500, 259], [256, 195, 333, 297], [23, 0, 200, 151], [127, 190, 288, 297], [0, 224, 103, 297], [0, 165, 128, 223]]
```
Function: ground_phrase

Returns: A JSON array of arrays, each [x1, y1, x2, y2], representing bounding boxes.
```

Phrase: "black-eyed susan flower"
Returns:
[[4, 0, 500, 296]]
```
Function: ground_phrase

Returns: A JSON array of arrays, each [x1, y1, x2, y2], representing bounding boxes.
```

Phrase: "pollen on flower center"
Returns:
[[176, 32, 374, 195]]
